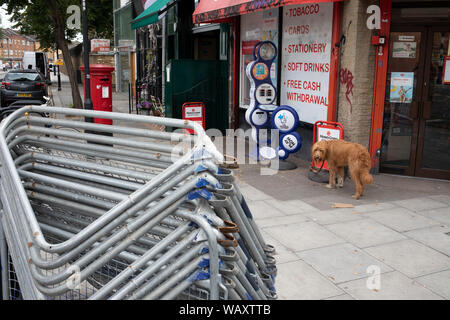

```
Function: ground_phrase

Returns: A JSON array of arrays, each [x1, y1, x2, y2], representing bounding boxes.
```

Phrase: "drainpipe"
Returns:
[[113, 6, 120, 93]]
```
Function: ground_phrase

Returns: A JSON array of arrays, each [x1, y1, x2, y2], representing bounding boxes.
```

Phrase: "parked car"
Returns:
[[0, 69, 48, 108]]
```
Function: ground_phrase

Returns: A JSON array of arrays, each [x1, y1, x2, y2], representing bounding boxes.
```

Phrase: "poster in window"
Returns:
[[392, 42, 417, 58], [240, 9, 279, 108], [390, 72, 414, 103]]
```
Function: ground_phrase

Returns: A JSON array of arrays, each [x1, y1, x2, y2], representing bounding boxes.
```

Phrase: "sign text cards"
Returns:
[[280, 3, 333, 124]]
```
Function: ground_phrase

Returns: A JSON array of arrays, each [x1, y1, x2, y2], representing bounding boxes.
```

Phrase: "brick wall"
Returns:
[[337, 0, 378, 148], [0, 29, 35, 63]]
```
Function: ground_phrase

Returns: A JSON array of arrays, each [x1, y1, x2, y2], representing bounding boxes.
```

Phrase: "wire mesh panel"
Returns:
[[0, 106, 277, 300]]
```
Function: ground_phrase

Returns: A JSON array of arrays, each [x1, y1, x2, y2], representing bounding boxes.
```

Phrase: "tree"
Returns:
[[0, 0, 113, 109]]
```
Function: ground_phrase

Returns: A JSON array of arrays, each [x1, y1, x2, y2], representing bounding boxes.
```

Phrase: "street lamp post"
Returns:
[[82, 0, 93, 123], [56, 42, 61, 91]]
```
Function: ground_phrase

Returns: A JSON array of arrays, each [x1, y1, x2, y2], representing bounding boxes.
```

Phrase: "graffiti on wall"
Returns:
[[339, 68, 354, 113]]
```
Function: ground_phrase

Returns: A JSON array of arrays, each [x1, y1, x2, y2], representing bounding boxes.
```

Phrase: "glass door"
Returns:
[[381, 26, 450, 180], [415, 28, 450, 179], [380, 28, 426, 176]]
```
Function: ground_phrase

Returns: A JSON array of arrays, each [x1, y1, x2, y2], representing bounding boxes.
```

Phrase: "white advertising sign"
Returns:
[[282, 134, 299, 151], [91, 39, 111, 53], [280, 3, 333, 124], [184, 106, 203, 118], [317, 127, 340, 141], [273, 108, 296, 132]]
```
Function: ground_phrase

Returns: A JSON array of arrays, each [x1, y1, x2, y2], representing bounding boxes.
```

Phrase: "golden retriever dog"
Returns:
[[311, 139, 373, 199]]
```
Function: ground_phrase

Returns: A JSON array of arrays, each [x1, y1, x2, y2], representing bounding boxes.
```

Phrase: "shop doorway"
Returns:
[[164, 25, 229, 133], [381, 25, 450, 179]]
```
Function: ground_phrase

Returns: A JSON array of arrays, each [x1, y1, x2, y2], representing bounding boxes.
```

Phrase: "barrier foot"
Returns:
[[308, 168, 329, 183], [268, 159, 297, 171]]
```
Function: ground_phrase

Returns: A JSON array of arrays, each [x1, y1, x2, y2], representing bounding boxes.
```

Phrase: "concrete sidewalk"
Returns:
[[50, 75, 450, 300], [236, 170, 450, 300]]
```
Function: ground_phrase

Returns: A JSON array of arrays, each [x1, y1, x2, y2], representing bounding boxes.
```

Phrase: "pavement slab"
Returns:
[[353, 201, 399, 214], [260, 230, 301, 265], [428, 195, 450, 205], [324, 294, 355, 300], [245, 200, 286, 220], [365, 239, 450, 278], [394, 197, 449, 212], [262, 221, 346, 252], [404, 225, 450, 256], [263, 199, 319, 215], [338, 271, 444, 300], [254, 213, 310, 229], [297, 243, 393, 284], [302, 207, 364, 225], [363, 207, 440, 232], [325, 218, 407, 248], [237, 183, 274, 202], [275, 260, 343, 300], [415, 270, 450, 299], [414, 207, 450, 226]]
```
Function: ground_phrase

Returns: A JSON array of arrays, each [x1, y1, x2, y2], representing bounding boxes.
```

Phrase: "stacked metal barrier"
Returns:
[[0, 106, 277, 300]]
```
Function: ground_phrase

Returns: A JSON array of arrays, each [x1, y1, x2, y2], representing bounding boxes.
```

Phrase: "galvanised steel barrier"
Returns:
[[0, 106, 277, 300]]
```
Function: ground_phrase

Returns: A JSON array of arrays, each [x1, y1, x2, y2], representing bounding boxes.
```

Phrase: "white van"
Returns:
[[23, 51, 51, 84]]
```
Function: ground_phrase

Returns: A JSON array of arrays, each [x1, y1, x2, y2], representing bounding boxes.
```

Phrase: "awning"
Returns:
[[131, 0, 173, 30], [193, 0, 343, 24]]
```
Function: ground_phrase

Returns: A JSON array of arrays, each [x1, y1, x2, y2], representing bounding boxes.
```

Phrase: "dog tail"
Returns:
[[361, 171, 373, 185], [359, 149, 373, 185]]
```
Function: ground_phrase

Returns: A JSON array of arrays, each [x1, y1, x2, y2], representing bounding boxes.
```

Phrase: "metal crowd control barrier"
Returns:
[[0, 106, 277, 300]]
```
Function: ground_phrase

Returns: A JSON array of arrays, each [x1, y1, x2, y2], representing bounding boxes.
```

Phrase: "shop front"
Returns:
[[193, 0, 342, 158], [194, 0, 450, 180], [132, 0, 230, 132]]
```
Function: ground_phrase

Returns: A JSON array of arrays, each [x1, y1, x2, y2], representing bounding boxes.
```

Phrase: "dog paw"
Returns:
[[326, 184, 336, 189], [352, 194, 361, 200], [337, 179, 344, 188]]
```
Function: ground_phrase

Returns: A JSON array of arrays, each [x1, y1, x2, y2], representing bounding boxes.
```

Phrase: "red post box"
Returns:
[[80, 64, 115, 125]]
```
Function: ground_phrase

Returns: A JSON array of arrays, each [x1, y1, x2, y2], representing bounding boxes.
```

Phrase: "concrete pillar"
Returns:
[[337, 0, 378, 148]]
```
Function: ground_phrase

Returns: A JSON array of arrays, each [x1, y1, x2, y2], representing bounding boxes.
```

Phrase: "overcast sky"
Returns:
[[1, 5, 14, 29]]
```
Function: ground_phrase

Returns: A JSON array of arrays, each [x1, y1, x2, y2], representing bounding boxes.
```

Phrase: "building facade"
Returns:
[[0, 28, 36, 67], [130, 0, 450, 180]]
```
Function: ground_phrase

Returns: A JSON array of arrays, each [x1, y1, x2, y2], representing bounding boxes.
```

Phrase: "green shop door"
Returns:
[[165, 59, 228, 133]]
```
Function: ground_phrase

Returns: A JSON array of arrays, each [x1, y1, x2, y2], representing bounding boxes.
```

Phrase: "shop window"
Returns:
[[280, 3, 333, 125], [194, 30, 219, 60], [239, 9, 279, 109]]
